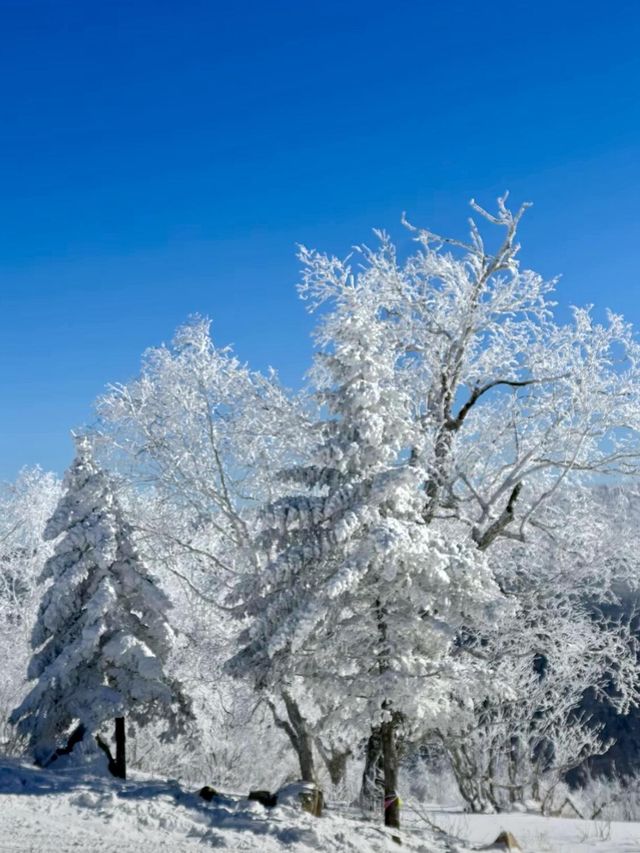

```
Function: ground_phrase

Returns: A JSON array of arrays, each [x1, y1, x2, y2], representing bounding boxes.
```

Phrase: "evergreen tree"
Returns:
[[230, 271, 501, 829], [10, 436, 191, 772]]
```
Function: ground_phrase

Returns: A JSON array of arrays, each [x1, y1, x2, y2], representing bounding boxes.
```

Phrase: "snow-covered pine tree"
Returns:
[[10, 436, 191, 774], [229, 266, 502, 830]]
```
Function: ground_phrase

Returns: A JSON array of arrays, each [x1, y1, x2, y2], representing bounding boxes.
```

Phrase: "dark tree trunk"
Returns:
[[360, 726, 384, 810], [281, 691, 315, 782], [381, 717, 401, 834], [113, 716, 126, 780], [268, 691, 316, 783], [43, 723, 86, 767], [371, 598, 401, 839]]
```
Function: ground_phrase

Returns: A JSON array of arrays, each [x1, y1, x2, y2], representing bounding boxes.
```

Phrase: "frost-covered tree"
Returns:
[[231, 195, 640, 829], [10, 437, 190, 774], [0, 467, 60, 752], [0, 467, 61, 628], [440, 601, 639, 813], [297, 196, 640, 546], [96, 317, 309, 551], [95, 317, 314, 783], [229, 271, 502, 829], [437, 485, 640, 812]]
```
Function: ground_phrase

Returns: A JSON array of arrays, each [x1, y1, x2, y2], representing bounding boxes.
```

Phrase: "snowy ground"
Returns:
[[0, 759, 461, 853], [1, 759, 640, 852], [425, 807, 640, 852]]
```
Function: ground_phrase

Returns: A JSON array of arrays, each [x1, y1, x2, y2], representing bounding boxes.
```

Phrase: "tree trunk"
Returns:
[[43, 723, 86, 767], [381, 717, 401, 834], [446, 740, 485, 813], [281, 691, 315, 781], [96, 733, 117, 776], [316, 738, 351, 788], [295, 731, 315, 782], [360, 726, 384, 810], [372, 598, 401, 839], [268, 691, 316, 783], [113, 716, 126, 780], [507, 736, 522, 806]]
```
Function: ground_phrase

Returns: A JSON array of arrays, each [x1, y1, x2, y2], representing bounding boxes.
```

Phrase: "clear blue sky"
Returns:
[[1, 0, 640, 479]]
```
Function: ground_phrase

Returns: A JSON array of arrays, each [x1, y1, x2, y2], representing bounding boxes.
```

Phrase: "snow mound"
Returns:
[[0, 759, 457, 852]]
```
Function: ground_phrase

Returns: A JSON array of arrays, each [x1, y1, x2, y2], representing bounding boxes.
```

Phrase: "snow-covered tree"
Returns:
[[10, 437, 191, 773], [0, 467, 60, 753], [436, 485, 640, 812], [95, 316, 309, 544], [228, 269, 503, 829], [230, 195, 640, 829], [297, 196, 640, 547], [440, 599, 640, 813], [0, 467, 61, 628], [94, 317, 314, 783]]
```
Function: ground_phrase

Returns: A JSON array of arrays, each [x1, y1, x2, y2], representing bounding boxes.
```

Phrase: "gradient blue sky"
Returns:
[[1, 0, 640, 479]]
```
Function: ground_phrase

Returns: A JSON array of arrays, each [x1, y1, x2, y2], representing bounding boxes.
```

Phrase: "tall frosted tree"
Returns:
[[10, 437, 191, 774], [231, 195, 640, 832], [229, 266, 502, 829], [95, 317, 316, 782]]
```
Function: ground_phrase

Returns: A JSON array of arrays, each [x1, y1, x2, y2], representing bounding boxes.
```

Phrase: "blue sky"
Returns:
[[1, 0, 640, 479]]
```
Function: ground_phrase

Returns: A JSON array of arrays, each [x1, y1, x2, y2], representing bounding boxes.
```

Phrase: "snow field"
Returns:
[[3, 760, 640, 852]]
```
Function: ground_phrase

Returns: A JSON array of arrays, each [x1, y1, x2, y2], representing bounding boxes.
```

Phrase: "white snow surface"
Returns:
[[1, 759, 640, 852], [427, 807, 640, 852], [0, 759, 449, 852]]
